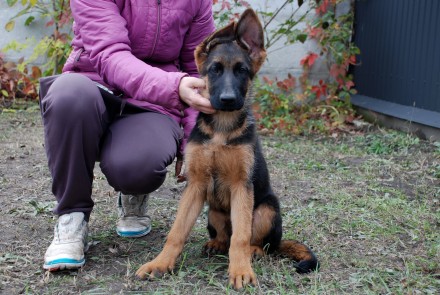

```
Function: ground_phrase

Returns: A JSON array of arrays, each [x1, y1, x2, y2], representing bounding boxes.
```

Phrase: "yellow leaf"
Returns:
[[30, 0, 38, 6], [1, 90, 9, 97], [5, 20, 15, 32], [3, 109, 17, 113]]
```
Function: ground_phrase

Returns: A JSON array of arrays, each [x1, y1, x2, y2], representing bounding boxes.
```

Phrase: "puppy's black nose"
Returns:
[[219, 92, 236, 104]]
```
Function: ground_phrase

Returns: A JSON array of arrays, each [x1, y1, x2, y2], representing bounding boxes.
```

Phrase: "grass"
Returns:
[[0, 108, 439, 294]]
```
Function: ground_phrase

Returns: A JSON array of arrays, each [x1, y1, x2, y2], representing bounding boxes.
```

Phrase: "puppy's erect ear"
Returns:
[[195, 22, 235, 74], [235, 8, 267, 73]]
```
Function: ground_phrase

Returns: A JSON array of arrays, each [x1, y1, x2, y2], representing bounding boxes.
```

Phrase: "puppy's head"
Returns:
[[195, 9, 266, 112]]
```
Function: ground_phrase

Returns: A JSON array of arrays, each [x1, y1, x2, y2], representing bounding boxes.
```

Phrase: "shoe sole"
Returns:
[[116, 226, 151, 238], [43, 258, 85, 272]]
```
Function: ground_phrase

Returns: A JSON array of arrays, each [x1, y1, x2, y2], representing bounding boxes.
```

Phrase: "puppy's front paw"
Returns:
[[136, 257, 175, 280], [228, 264, 257, 289]]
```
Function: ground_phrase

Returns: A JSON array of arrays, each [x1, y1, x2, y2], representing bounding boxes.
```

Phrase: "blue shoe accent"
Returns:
[[43, 257, 85, 271], [116, 226, 151, 238], [45, 258, 85, 266]]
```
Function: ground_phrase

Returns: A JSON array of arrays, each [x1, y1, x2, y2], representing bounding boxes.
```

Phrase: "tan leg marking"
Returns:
[[204, 209, 230, 255], [228, 184, 257, 289], [135, 183, 206, 279], [250, 204, 276, 248]]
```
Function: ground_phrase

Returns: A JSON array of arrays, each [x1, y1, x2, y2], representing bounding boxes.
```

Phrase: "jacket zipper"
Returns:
[[148, 0, 161, 58], [72, 48, 84, 71], [74, 48, 84, 62]]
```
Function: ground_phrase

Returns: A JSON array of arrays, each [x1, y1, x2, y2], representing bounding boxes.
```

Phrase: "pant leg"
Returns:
[[40, 73, 109, 220], [99, 112, 183, 195]]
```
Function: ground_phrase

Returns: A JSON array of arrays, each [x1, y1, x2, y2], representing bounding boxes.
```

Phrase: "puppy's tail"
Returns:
[[277, 240, 319, 273]]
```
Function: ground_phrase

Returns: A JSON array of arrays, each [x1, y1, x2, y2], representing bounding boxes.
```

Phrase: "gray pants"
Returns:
[[39, 73, 183, 220]]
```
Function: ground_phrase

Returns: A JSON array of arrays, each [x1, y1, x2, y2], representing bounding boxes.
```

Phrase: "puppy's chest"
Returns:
[[188, 136, 254, 211], [201, 140, 246, 178]]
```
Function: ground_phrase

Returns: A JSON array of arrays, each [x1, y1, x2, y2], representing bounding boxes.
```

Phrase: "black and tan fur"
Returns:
[[136, 9, 319, 289]]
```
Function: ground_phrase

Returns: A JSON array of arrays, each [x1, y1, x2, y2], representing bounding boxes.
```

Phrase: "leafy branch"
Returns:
[[3, 0, 73, 76]]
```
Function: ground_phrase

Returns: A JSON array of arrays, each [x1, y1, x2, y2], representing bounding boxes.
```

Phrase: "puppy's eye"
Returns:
[[239, 66, 248, 73], [210, 64, 222, 74]]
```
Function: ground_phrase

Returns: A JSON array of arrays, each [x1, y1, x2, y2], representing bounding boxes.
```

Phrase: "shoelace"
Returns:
[[54, 218, 85, 242], [121, 195, 148, 217]]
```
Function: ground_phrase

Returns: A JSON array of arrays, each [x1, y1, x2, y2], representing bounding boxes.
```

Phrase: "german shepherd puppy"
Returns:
[[136, 8, 319, 289]]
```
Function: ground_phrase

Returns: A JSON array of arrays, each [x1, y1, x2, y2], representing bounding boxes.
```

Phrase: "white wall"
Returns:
[[242, 0, 326, 82]]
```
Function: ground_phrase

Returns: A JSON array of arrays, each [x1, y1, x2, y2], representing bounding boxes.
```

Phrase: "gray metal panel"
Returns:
[[353, 0, 440, 113], [351, 94, 440, 128]]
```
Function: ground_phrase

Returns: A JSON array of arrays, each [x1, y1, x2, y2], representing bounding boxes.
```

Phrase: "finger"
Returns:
[[192, 94, 216, 114], [187, 77, 206, 88], [182, 88, 215, 114], [199, 107, 216, 114], [191, 93, 210, 105], [193, 103, 215, 114]]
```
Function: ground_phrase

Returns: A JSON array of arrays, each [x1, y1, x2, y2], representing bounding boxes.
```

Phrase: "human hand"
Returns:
[[179, 77, 215, 114]]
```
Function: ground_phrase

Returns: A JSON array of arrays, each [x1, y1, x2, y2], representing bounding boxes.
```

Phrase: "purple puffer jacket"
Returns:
[[63, 0, 215, 154]]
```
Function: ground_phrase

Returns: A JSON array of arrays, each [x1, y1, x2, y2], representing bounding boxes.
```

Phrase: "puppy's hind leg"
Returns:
[[250, 203, 282, 258], [204, 209, 231, 256]]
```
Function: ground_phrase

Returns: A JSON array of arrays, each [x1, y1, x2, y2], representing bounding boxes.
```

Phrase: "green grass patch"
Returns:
[[1, 111, 439, 294]]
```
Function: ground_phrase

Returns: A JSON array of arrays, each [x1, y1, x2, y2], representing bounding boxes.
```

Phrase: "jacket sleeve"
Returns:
[[70, 0, 186, 111], [179, 0, 216, 77]]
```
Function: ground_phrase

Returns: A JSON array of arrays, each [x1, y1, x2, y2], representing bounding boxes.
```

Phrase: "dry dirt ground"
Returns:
[[0, 109, 439, 294]]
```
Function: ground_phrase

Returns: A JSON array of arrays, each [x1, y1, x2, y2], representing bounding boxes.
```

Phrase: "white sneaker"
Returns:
[[116, 193, 151, 238], [43, 212, 88, 271]]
